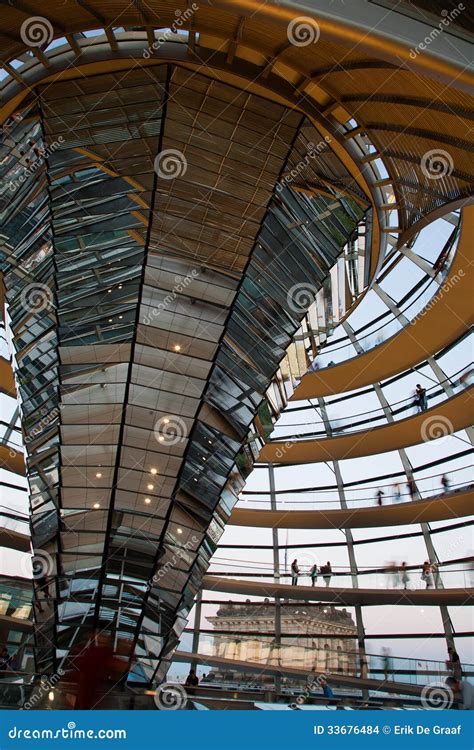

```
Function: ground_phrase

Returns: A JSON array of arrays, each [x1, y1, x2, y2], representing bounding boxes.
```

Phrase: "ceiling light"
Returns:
[[144, 498, 151, 505], [118, 284, 122, 289], [174, 345, 181, 352], [95, 472, 102, 478], [163, 418, 170, 424], [147, 484, 154, 490], [93, 503, 100, 509], [177, 528, 183, 534], [150, 468, 158, 475], [107, 289, 112, 293], [158, 436, 165, 442]]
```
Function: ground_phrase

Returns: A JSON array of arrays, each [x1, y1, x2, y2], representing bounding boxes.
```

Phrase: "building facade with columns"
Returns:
[[205, 599, 358, 676]]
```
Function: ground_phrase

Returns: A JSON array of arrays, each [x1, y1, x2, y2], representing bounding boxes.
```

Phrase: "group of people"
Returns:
[[386, 561, 441, 589], [291, 560, 332, 587], [289, 560, 441, 590], [375, 474, 452, 506]]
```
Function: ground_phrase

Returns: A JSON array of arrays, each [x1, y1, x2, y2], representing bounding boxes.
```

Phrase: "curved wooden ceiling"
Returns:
[[1, 1, 473, 236]]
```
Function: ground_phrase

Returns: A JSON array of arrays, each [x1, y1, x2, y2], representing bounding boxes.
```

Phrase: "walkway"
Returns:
[[174, 651, 427, 698], [202, 575, 473, 606], [259, 388, 473, 463], [229, 488, 473, 528], [293, 204, 473, 399]]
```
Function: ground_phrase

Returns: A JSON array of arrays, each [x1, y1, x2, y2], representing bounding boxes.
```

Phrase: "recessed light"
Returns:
[[193, 478, 198, 482], [144, 498, 151, 505], [163, 418, 170, 424], [107, 289, 112, 293], [118, 284, 122, 289], [174, 345, 181, 352], [93, 503, 100, 509], [150, 468, 158, 475], [147, 484, 154, 490], [158, 436, 165, 442], [96, 472, 102, 478], [108, 318, 112, 322], [177, 528, 183, 534]]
